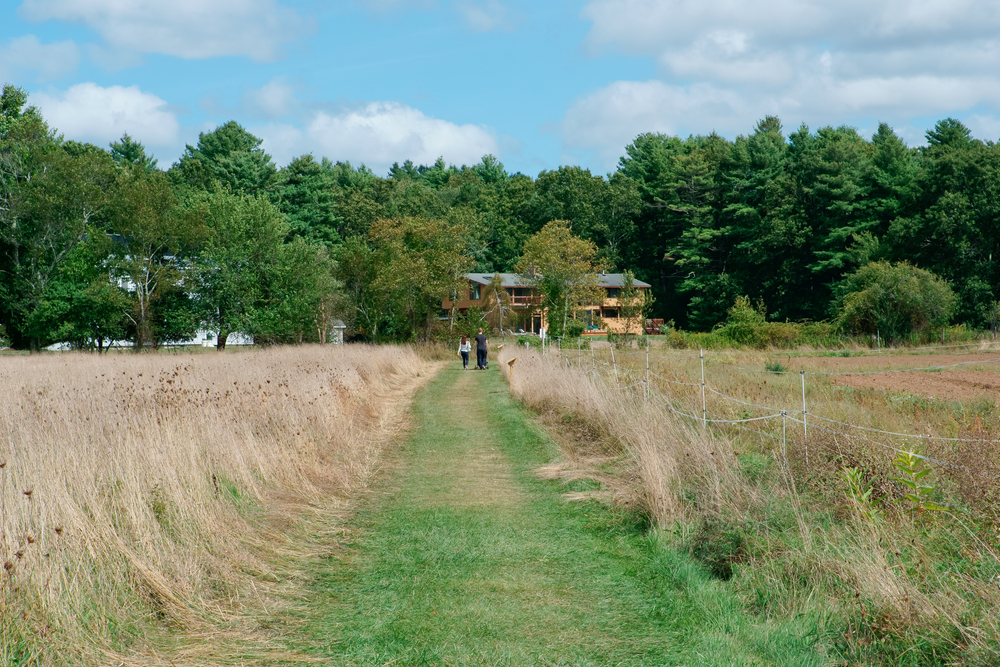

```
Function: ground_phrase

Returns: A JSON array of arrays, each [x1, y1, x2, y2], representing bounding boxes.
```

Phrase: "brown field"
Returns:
[[0, 345, 433, 666], [833, 367, 1000, 402], [775, 351, 1000, 402]]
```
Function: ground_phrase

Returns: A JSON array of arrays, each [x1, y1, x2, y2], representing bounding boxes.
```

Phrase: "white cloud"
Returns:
[[19, 0, 314, 62], [0, 35, 80, 81], [563, 0, 1000, 166], [353, 0, 437, 17], [561, 80, 744, 165], [243, 78, 300, 119], [254, 102, 497, 173], [32, 83, 180, 149], [965, 114, 1000, 142], [308, 102, 497, 169], [354, 0, 516, 31], [454, 0, 516, 32]]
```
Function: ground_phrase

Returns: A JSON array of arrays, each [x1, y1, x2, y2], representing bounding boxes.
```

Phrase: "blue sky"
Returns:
[[4, 0, 1000, 176]]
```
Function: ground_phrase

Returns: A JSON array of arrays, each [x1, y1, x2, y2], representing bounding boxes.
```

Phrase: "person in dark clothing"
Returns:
[[475, 328, 488, 369]]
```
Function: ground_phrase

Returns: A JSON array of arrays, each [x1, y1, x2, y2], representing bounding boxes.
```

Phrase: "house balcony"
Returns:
[[511, 295, 543, 307]]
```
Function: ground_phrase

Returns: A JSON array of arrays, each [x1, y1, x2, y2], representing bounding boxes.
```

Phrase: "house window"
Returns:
[[601, 307, 619, 319], [606, 288, 620, 299], [513, 287, 532, 297], [470, 283, 481, 300]]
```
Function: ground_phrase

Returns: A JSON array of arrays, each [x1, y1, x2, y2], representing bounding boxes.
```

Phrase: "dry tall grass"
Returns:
[[500, 345, 1000, 664], [0, 345, 431, 665]]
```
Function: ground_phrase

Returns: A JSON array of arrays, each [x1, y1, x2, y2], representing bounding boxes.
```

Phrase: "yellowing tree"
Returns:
[[515, 220, 604, 336], [368, 216, 473, 340]]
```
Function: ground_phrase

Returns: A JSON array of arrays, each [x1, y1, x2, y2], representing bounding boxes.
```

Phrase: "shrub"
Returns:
[[832, 261, 957, 340], [564, 320, 586, 339], [717, 296, 769, 346]]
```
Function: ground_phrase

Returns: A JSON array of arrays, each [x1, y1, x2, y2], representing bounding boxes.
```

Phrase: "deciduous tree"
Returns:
[[515, 220, 604, 337]]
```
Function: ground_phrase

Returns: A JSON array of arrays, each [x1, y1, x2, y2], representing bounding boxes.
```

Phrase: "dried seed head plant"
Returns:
[[0, 344, 430, 665], [500, 344, 1000, 663]]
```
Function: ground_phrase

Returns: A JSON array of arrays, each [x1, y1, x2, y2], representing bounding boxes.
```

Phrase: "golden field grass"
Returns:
[[0, 345, 432, 666], [500, 343, 1000, 666]]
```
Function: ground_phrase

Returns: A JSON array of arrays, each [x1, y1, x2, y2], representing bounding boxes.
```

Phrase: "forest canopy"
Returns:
[[2, 82, 998, 350]]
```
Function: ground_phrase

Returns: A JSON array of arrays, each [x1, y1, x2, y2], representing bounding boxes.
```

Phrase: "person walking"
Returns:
[[458, 335, 471, 370], [475, 328, 489, 370]]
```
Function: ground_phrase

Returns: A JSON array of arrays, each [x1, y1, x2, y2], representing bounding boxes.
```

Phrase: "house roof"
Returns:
[[596, 273, 651, 288], [465, 273, 650, 289], [466, 272, 524, 287]]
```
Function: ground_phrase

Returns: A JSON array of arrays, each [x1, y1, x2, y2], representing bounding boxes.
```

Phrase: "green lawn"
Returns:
[[302, 366, 831, 666]]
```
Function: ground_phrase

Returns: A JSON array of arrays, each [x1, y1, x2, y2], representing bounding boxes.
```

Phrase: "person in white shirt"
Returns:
[[458, 335, 471, 370]]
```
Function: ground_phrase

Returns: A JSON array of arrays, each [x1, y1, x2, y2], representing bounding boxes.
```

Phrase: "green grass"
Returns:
[[300, 366, 832, 666]]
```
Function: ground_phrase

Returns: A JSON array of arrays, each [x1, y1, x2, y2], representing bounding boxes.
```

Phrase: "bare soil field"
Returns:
[[832, 368, 1000, 402], [779, 352, 1000, 401]]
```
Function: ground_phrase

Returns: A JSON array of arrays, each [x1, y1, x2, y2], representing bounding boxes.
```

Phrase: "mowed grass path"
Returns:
[[304, 366, 827, 666]]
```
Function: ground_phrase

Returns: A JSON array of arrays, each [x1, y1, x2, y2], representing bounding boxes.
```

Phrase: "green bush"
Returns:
[[832, 261, 957, 340], [564, 320, 586, 339], [717, 296, 769, 346]]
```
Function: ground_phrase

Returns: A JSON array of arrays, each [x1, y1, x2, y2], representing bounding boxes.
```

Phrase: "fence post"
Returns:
[[591, 342, 596, 372], [700, 348, 707, 430], [645, 337, 650, 403], [782, 409, 787, 465], [800, 370, 808, 466], [578, 339, 582, 367], [877, 330, 880, 353], [611, 343, 620, 387]]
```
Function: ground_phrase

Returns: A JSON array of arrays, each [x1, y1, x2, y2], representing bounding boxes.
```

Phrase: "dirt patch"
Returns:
[[772, 351, 1000, 401], [832, 369, 1000, 402], [786, 351, 1000, 373]]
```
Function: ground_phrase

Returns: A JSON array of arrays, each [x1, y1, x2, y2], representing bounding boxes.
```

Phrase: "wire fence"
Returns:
[[546, 338, 1000, 476]]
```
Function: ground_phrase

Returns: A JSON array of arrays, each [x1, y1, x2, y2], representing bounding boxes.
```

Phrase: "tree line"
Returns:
[[1, 82, 996, 350]]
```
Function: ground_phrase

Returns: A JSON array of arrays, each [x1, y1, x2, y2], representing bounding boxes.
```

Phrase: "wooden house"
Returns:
[[442, 272, 651, 335]]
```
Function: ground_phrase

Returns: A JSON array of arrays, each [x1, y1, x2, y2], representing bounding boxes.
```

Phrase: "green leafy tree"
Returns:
[[515, 220, 604, 337], [105, 167, 202, 349], [257, 238, 342, 344], [366, 216, 473, 341], [661, 134, 731, 327], [469, 171, 533, 272], [528, 166, 639, 268], [480, 273, 513, 337], [22, 235, 129, 351], [191, 188, 289, 350], [0, 91, 115, 348], [169, 121, 277, 198], [334, 236, 385, 339], [109, 132, 158, 172], [276, 154, 341, 247], [886, 119, 1000, 325], [833, 261, 957, 340], [338, 216, 472, 342]]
